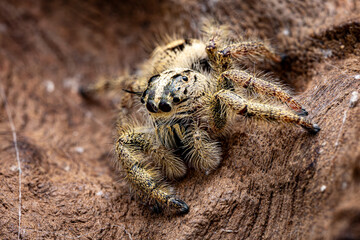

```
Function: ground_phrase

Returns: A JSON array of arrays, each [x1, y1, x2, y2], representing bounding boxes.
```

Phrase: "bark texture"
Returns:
[[0, 1, 359, 239]]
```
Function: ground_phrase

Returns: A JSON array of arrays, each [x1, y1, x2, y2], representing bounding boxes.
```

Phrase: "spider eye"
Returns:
[[173, 97, 180, 103], [159, 101, 172, 112], [146, 100, 158, 113], [182, 76, 188, 81]]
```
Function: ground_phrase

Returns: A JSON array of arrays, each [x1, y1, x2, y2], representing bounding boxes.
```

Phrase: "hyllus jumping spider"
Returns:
[[80, 23, 320, 214]]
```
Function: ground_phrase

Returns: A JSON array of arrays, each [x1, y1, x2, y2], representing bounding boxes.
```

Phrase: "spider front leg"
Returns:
[[206, 38, 281, 72], [116, 126, 189, 214], [183, 125, 222, 172], [209, 89, 320, 134], [218, 70, 308, 116]]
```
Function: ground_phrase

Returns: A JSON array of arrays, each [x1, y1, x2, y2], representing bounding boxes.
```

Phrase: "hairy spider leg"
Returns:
[[79, 75, 140, 99], [153, 124, 188, 180], [116, 126, 189, 214], [210, 90, 320, 133], [218, 70, 308, 116], [219, 41, 281, 63], [183, 125, 222, 172], [206, 38, 281, 72], [155, 121, 221, 172]]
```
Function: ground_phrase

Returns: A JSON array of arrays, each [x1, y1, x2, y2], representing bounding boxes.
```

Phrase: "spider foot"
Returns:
[[169, 198, 189, 215], [302, 123, 321, 134], [297, 108, 309, 116]]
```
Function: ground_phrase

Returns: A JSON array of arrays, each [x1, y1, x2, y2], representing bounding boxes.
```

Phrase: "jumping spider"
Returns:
[[80, 24, 320, 215]]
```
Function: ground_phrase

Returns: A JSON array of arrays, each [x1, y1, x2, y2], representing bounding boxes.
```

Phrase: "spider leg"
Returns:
[[116, 126, 189, 214], [149, 143, 187, 180], [206, 38, 281, 72], [210, 89, 320, 134], [219, 41, 281, 63], [79, 74, 142, 100], [183, 125, 222, 172], [218, 70, 308, 116], [79, 78, 121, 99]]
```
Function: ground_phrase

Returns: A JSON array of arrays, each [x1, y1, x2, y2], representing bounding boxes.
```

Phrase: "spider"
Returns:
[[80, 23, 320, 215]]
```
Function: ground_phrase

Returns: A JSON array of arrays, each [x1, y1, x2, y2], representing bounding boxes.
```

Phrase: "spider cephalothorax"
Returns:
[[80, 24, 320, 214]]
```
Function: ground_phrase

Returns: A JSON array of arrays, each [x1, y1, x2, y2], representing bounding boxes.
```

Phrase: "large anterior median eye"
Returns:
[[146, 100, 158, 113], [159, 100, 172, 112]]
